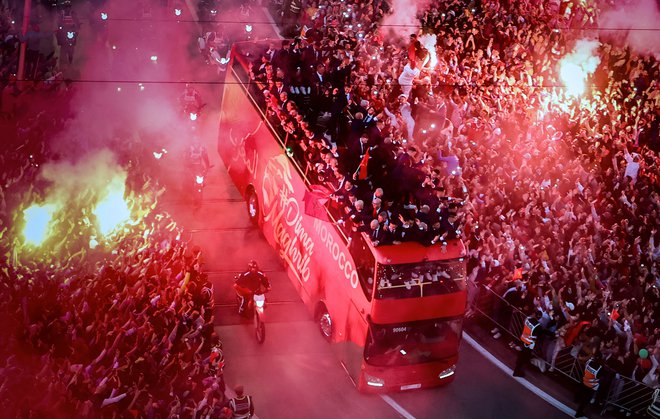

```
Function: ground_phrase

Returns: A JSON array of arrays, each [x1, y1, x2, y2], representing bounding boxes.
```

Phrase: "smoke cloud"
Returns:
[[598, 0, 660, 58], [419, 33, 437, 68], [47, 0, 253, 160], [566, 39, 601, 73], [381, 0, 430, 39], [40, 149, 125, 203]]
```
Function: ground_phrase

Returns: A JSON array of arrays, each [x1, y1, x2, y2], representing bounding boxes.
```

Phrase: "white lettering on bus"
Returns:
[[228, 124, 262, 178], [261, 156, 314, 282], [260, 155, 359, 289], [314, 219, 359, 289]]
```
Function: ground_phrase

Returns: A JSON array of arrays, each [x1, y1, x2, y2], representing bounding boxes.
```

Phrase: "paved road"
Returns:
[[161, 143, 565, 418], [179, 152, 565, 419], [160, 6, 567, 419], [71, 2, 568, 418]]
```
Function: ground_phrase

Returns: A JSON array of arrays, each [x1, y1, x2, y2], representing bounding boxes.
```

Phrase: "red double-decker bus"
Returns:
[[217, 41, 467, 392]]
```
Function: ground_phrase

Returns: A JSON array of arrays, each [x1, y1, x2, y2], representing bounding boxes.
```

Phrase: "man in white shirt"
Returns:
[[398, 61, 421, 97], [398, 94, 415, 141], [623, 147, 640, 184]]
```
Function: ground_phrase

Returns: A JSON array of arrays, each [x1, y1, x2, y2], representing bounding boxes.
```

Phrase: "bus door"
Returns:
[[340, 299, 368, 386]]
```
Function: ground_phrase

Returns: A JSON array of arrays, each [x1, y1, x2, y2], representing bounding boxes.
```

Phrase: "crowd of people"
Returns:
[[262, 0, 659, 392], [0, 0, 658, 415], [0, 78, 271, 416], [1, 6, 243, 418], [0, 220, 234, 418], [0, 90, 241, 417], [0, 2, 81, 120]]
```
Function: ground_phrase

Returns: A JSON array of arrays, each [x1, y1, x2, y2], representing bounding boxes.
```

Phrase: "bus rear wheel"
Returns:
[[246, 189, 259, 226], [318, 308, 333, 342]]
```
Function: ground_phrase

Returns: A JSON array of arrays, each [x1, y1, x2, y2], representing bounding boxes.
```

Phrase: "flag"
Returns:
[[609, 308, 620, 321], [303, 184, 331, 221], [356, 149, 370, 180], [512, 267, 523, 280]]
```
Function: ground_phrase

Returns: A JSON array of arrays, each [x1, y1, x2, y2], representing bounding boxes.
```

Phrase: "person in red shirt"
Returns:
[[408, 34, 418, 67]]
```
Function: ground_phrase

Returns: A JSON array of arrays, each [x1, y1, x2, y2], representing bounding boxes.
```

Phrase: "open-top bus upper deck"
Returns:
[[218, 40, 468, 391]]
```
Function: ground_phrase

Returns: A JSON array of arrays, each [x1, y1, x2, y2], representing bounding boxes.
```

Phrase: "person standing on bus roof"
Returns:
[[368, 219, 386, 246], [513, 309, 543, 377], [271, 78, 288, 98], [383, 219, 404, 245], [367, 188, 385, 207], [370, 198, 384, 219], [333, 178, 358, 206], [272, 40, 292, 73]]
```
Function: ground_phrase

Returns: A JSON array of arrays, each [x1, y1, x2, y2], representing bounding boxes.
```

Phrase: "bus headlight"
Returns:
[[364, 373, 384, 387], [439, 365, 456, 379]]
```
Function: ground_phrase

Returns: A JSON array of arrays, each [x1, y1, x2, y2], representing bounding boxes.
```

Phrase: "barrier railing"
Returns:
[[600, 374, 655, 417], [467, 280, 657, 417]]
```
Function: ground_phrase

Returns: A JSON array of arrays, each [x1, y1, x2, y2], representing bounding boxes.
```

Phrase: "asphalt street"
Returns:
[[72, 3, 569, 418]]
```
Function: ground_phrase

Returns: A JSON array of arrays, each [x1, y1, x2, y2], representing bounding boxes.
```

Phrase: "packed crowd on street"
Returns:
[[262, 0, 659, 393], [0, 0, 659, 416], [0, 79, 234, 418], [0, 2, 253, 417]]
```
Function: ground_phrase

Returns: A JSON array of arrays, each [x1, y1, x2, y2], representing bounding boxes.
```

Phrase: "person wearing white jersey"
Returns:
[[398, 61, 421, 98]]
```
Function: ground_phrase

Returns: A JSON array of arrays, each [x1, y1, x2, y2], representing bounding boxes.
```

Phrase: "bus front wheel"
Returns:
[[246, 189, 259, 226], [317, 308, 333, 342]]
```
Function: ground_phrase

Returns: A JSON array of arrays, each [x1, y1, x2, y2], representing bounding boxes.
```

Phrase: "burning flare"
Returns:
[[419, 34, 437, 69], [93, 177, 131, 236], [22, 204, 56, 246], [558, 39, 601, 97]]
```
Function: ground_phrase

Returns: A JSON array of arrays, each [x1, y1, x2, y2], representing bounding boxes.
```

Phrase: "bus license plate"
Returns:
[[401, 383, 421, 390]]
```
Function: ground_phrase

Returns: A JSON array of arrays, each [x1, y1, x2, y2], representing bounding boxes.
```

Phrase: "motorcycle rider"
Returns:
[[234, 260, 270, 316], [188, 137, 210, 172], [180, 83, 203, 116], [55, 6, 80, 66]]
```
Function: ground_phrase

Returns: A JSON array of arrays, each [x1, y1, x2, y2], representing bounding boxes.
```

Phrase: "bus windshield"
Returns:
[[375, 259, 466, 300], [364, 317, 463, 367]]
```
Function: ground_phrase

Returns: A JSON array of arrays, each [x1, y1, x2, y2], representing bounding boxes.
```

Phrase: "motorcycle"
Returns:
[[191, 164, 207, 208], [180, 84, 205, 125], [183, 101, 205, 123], [209, 47, 231, 73], [198, 31, 230, 72], [198, 0, 220, 31], [253, 293, 266, 344], [234, 277, 268, 344]]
